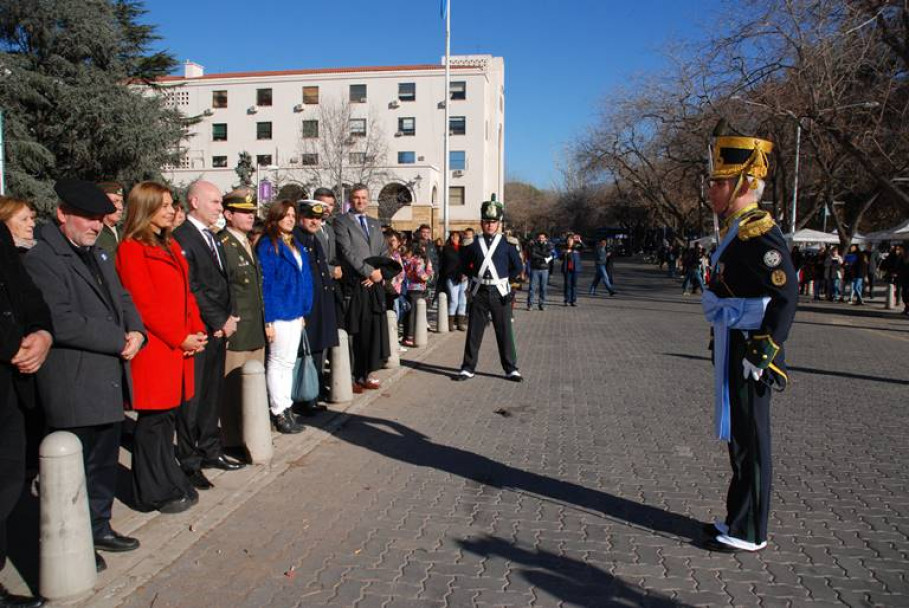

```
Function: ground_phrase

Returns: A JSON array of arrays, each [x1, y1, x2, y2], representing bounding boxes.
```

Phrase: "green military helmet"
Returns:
[[480, 193, 504, 222]]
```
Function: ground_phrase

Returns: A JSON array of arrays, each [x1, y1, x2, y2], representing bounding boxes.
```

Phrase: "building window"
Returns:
[[349, 118, 366, 137], [349, 152, 366, 165], [256, 154, 273, 166], [303, 86, 319, 104], [449, 116, 466, 135], [212, 90, 227, 108], [398, 117, 415, 136], [212, 123, 227, 141], [449, 186, 465, 206], [212, 155, 228, 168], [398, 82, 415, 102], [256, 88, 273, 107], [398, 151, 416, 164], [349, 84, 367, 103], [450, 81, 466, 100], [301, 120, 319, 138], [257, 122, 272, 140], [300, 154, 318, 166], [450, 151, 466, 171]]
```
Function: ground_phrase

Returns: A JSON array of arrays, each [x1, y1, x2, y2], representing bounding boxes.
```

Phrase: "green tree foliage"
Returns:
[[0, 0, 185, 214]]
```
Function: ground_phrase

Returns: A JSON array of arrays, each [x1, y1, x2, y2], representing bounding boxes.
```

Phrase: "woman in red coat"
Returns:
[[116, 182, 208, 514]]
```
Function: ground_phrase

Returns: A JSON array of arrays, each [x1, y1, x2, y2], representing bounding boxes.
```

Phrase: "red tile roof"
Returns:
[[154, 63, 475, 83]]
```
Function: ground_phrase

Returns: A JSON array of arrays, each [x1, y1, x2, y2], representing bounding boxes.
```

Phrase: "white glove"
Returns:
[[742, 358, 764, 381]]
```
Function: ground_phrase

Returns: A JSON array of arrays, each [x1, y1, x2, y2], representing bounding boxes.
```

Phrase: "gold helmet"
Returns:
[[710, 135, 774, 188]]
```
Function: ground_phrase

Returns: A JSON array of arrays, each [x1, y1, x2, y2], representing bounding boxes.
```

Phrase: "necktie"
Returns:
[[203, 229, 223, 271], [358, 215, 369, 238]]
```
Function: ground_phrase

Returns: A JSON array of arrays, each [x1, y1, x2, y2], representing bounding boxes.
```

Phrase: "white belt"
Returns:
[[473, 277, 509, 287]]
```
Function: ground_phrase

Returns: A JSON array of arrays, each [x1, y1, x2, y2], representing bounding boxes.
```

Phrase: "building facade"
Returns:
[[148, 55, 505, 235]]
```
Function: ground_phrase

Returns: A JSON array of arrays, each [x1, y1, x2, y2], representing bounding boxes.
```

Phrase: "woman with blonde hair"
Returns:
[[256, 200, 313, 434], [0, 196, 37, 252], [116, 181, 208, 513]]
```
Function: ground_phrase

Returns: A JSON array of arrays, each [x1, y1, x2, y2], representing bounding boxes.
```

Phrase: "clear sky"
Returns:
[[145, 0, 724, 188]]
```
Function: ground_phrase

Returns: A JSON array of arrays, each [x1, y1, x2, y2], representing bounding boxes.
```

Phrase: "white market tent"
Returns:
[[791, 229, 841, 244], [865, 219, 909, 241]]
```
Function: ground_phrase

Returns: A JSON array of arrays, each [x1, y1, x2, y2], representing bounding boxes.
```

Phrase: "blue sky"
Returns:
[[146, 0, 724, 188]]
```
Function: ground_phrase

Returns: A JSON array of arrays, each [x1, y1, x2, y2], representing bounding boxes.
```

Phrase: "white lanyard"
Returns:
[[473, 235, 509, 296]]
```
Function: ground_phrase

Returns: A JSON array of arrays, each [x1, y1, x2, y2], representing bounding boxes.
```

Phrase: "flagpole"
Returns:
[[442, 0, 451, 239]]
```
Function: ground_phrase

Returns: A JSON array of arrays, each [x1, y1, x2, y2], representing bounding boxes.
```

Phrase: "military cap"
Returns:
[[364, 256, 403, 280], [96, 181, 124, 196], [223, 187, 257, 210], [480, 193, 504, 222], [297, 199, 329, 219], [711, 136, 774, 184], [54, 179, 115, 215]]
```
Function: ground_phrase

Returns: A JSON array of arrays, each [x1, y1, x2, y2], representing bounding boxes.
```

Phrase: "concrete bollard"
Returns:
[[330, 329, 353, 403], [39, 432, 96, 601], [886, 283, 895, 310], [241, 359, 273, 465], [384, 310, 400, 369], [807, 280, 814, 298], [436, 292, 449, 333], [414, 298, 429, 347]]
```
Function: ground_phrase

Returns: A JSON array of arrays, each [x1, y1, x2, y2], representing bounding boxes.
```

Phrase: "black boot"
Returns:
[[273, 409, 304, 434]]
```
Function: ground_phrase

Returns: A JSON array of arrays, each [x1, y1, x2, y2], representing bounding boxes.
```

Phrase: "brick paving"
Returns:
[[13, 259, 909, 607]]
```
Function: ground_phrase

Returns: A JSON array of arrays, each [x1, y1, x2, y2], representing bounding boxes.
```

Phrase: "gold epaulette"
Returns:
[[505, 235, 520, 247], [737, 209, 775, 241]]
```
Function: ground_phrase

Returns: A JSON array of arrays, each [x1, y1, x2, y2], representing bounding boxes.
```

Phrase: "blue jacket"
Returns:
[[256, 236, 313, 323], [559, 247, 583, 274]]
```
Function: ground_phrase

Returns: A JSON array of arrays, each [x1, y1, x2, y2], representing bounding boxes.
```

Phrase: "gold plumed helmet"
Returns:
[[710, 135, 774, 188]]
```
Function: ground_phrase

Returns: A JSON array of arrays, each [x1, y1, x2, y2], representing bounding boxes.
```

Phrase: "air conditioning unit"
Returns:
[[389, 100, 400, 109], [289, 157, 299, 165], [293, 104, 304, 112], [247, 105, 258, 114], [452, 170, 464, 177], [202, 108, 214, 117], [417, 156, 425, 162], [394, 131, 403, 137]]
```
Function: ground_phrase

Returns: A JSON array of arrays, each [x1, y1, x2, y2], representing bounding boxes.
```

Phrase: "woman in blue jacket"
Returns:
[[560, 234, 583, 306], [256, 200, 313, 433]]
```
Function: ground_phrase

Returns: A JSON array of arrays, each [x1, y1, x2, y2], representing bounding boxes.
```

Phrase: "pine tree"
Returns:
[[0, 0, 185, 214]]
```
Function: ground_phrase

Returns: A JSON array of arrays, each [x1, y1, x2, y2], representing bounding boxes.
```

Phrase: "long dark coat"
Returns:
[[296, 231, 340, 354]]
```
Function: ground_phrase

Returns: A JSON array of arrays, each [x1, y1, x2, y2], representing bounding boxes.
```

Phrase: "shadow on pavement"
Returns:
[[334, 413, 706, 541], [664, 352, 909, 387], [400, 359, 504, 381], [458, 535, 690, 608], [796, 302, 906, 320], [793, 319, 909, 333]]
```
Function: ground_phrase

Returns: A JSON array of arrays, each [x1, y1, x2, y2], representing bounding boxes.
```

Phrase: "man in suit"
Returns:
[[333, 184, 390, 391], [218, 189, 266, 448], [93, 181, 124, 255], [25, 179, 146, 571], [173, 180, 244, 491], [0, 222, 52, 608]]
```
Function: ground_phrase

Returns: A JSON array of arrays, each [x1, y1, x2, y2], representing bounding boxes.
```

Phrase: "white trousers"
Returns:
[[266, 317, 303, 415]]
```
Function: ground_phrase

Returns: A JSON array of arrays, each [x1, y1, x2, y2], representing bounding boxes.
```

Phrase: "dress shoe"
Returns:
[[0, 586, 44, 608], [95, 552, 107, 573], [507, 370, 524, 383], [187, 470, 214, 490], [201, 454, 245, 471], [455, 370, 475, 381], [699, 537, 740, 553], [352, 382, 365, 394], [272, 410, 304, 434], [363, 377, 381, 390], [94, 530, 140, 552], [158, 494, 196, 514]]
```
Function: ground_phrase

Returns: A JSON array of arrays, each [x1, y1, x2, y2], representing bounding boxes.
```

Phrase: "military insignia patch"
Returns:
[[771, 269, 787, 286], [763, 249, 782, 268]]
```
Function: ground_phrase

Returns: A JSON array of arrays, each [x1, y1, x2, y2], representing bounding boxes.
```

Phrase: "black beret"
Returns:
[[54, 179, 115, 215], [364, 256, 403, 280]]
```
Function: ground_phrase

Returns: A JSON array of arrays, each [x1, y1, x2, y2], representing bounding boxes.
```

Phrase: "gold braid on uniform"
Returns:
[[737, 209, 775, 241]]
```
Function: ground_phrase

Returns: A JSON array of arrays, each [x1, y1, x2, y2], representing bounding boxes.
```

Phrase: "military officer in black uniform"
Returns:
[[700, 131, 798, 553], [456, 195, 524, 382]]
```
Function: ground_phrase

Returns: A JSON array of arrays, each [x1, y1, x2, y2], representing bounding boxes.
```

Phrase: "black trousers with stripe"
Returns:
[[461, 286, 518, 375], [724, 331, 773, 545]]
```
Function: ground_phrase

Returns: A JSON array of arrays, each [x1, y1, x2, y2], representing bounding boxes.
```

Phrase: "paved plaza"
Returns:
[[8, 259, 909, 607]]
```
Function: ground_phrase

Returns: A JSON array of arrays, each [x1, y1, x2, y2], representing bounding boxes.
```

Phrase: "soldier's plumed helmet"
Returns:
[[480, 193, 504, 222], [711, 136, 774, 183]]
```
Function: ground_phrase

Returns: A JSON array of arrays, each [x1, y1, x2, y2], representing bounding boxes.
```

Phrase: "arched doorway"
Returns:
[[377, 183, 413, 224]]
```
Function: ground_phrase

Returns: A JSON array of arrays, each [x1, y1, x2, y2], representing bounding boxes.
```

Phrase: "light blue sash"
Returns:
[[702, 218, 769, 441]]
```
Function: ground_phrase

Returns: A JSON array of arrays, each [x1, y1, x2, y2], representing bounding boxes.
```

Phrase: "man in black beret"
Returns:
[[24, 179, 147, 570]]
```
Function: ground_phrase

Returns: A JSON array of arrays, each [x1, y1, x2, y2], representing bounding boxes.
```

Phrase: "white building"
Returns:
[[149, 54, 505, 235]]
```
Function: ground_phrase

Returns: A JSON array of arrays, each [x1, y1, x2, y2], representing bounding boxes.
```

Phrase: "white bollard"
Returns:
[[886, 283, 895, 310], [330, 329, 353, 403], [39, 432, 96, 601], [414, 298, 429, 347], [807, 280, 814, 298], [384, 310, 400, 369], [436, 292, 449, 333], [241, 359, 273, 465]]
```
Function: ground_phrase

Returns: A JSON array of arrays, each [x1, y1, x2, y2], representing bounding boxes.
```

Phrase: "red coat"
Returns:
[[116, 238, 204, 410]]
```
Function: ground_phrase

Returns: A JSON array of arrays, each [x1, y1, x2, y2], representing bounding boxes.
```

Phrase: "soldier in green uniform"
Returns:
[[218, 188, 267, 448], [94, 181, 124, 254], [701, 132, 798, 553]]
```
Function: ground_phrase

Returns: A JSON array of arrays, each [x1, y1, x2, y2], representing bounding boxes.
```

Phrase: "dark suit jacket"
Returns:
[[24, 223, 145, 427], [173, 219, 233, 333], [0, 224, 53, 411], [333, 212, 387, 280]]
